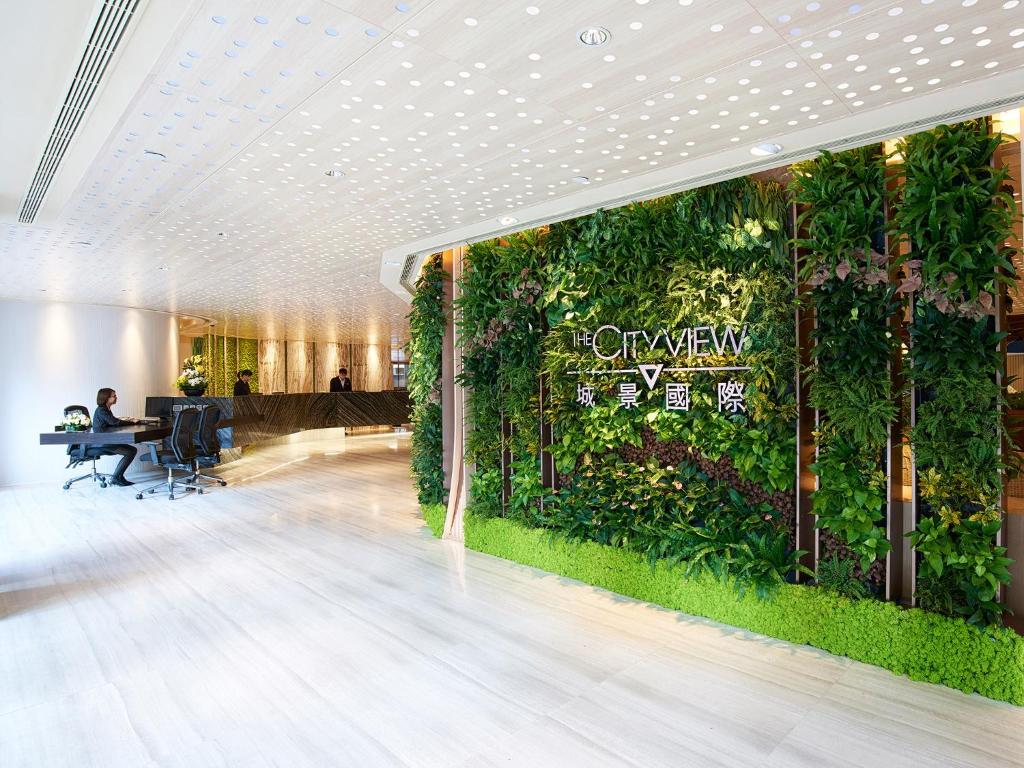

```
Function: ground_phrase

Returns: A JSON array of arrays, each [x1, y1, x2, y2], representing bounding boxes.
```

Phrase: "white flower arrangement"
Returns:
[[175, 354, 209, 391], [61, 412, 91, 431]]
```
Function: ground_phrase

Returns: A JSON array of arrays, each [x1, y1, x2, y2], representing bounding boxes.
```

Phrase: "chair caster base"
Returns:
[[197, 488, 204, 495], [135, 493, 143, 500], [169, 494, 175, 500], [99, 482, 107, 489], [63, 482, 71, 490]]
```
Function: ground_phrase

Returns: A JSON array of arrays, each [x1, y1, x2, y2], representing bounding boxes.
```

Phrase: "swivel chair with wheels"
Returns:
[[136, 408, 200, 500], [191, 404, 227, 491], [62, 404, 113, 490]]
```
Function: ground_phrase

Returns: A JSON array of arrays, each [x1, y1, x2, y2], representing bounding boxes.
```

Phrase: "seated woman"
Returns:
[[92, 387, 138, 487]]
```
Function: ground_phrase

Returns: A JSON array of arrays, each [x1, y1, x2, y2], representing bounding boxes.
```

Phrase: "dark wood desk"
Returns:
[[39, 416, 260, 446], [40, 422, 172, 446]]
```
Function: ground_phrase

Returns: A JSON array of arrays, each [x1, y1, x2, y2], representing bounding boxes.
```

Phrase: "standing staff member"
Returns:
[[329, 367, 352, 392], [233, 369, 253, 396], [92, 388, 138, 487]]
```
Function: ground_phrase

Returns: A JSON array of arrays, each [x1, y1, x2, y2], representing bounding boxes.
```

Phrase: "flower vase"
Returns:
[[182, 387, 207, 397]]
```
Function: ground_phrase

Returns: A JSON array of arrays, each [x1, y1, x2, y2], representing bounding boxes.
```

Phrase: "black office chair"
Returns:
[[136, 408, 200, 500], [62, 404, 114, 490], [191, 404, 227, 490]]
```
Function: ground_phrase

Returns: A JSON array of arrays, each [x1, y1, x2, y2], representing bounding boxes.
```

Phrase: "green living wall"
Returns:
[[407, 122, 1023, 703], [408, 254, 448, 506], [791, 147, 900, 591], [190, 335, 260, 394], [460, 179, 800, 596], [894, 121, 1016, 627]]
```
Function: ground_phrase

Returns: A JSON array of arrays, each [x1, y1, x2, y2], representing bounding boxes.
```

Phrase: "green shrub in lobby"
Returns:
[[408, 254, 448, 506], [892, 121, 1018, 627], [462, 512, 1024, 705]]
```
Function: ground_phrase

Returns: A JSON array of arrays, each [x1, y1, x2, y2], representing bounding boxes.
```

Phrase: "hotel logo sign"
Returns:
[[570, 324, 751, 413]]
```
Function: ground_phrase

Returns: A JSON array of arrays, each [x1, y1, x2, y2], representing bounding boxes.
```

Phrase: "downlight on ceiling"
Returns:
[[750, 142, 783, 157], [571, 175, 591, 184], [324, 169, 346, 177], [497, 215, 519, 226], [578, 27, 611, 47]]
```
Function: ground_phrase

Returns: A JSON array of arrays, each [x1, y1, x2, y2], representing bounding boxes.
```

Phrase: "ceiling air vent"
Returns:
[[17, 0, 141, 224], [399, 252, 426, 295]]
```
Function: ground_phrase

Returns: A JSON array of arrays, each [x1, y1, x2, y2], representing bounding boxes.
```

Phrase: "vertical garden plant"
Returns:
[[893, 121, 1017, 626], [790, 147, 900, 587], [407, 254, 448, 506]]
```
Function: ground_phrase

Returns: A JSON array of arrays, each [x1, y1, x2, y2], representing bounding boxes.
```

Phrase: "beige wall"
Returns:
[[314, 342, 348, 392], [0, 300, 179, 486], [258, 339, 286, 394], [286, 341, 315, 393], [350, 343, 392, 392], [234, 338, 397, 393]]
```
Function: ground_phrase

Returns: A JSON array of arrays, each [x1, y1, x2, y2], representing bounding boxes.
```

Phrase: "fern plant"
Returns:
[[815, 555, 868, 600]]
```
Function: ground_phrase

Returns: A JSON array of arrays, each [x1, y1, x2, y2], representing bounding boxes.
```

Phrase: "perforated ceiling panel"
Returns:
[[3, 0, 1022, 341]]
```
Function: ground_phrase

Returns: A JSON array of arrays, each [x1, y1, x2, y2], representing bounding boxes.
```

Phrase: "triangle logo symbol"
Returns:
[[638, 363, 664, 390]]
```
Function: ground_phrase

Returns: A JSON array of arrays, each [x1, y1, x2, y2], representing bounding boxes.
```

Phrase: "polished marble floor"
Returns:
[[1, 433, 1022, 768]]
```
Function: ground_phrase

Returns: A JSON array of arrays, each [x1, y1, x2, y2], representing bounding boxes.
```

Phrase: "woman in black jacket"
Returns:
[[92, 388, 138, 486]]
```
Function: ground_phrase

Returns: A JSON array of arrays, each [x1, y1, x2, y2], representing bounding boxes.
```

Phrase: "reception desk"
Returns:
[[145, 392, 411, 454]]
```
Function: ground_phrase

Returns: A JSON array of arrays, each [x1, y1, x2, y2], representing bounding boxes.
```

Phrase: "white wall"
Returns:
[[0, 300, 180, 486]]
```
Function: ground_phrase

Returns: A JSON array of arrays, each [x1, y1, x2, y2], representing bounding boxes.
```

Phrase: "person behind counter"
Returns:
[[329, 367, 352, 392], [92, 387, 138, 487], [233, 369, 253, 396]]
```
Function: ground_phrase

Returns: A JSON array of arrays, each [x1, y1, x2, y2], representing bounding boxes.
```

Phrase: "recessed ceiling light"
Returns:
[[578, 27, 611, 46], [750, 142, 783, 156], [497, 215, 518, 226], [572, 175, 591, 184], [324, 169, 346, 177]]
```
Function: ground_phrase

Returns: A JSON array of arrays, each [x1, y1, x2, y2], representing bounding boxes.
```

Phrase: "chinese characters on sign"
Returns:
[[665, 383, 690, 411], [576, 379, 746, 412], [717, 381, 747, 414], [576, 383, 595, 408], [618, 383, 639, 409]]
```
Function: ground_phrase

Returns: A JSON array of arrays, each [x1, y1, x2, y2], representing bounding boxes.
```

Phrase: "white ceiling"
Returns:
[[2, 0, 1023, 342]]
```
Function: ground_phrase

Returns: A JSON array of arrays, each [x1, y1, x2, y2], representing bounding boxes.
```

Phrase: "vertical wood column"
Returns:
[[884, 159, 908, 604], [441, 251, 456, 494], [443, 247, 468, 541], [995, 121, 1023, 628], [793, 201, 818, 579]]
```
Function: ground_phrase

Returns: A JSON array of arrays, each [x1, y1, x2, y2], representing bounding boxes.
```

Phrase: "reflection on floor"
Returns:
[[1, 434, 1022, 768]]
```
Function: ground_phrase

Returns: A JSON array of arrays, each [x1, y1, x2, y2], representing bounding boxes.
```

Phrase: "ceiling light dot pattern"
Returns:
[[5, 0, 1022, 340]]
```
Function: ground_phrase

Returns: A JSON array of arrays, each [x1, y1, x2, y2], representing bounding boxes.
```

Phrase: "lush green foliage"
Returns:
[[238, 338, 260, 393], [790, 147, 898, 580], [815, 554, 869, 600], [891, 121, 1017, 626], [422, 503, 446, 538], [457, 231, 547, 519], [408, 254, 448, 506], [456, 179, 801, 596], [463, 512, 1024, 705]]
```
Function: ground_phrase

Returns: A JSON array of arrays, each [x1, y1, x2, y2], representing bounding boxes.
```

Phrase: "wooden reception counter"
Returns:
[[145, 392, 411, 452]]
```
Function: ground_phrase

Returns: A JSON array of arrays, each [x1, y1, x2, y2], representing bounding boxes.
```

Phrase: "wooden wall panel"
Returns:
[[314, 342, 348, 393], [350, 343, 391, 392], [286, 341, 315, 393], [258, 339, 286, 394]]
